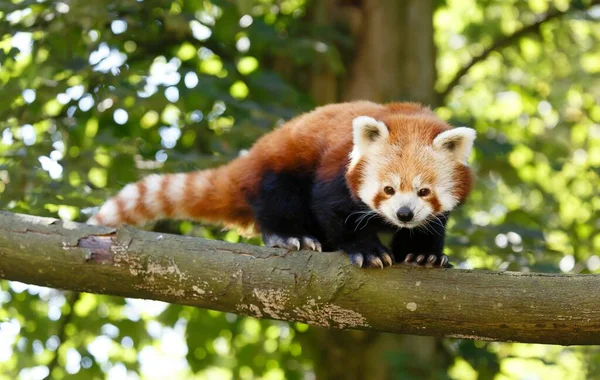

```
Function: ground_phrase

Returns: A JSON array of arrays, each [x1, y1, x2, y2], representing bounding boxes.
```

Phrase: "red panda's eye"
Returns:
[[418, 188, 431, 197], [383, 186, 395, 196]]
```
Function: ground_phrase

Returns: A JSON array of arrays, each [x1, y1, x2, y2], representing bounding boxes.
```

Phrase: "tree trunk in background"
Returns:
[[342, 0, 436, 105], [309, 0, 437, 105], [307, 0, 446, 378]]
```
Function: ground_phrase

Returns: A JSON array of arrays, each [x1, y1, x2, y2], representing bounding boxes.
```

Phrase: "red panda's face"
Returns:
[[347, 115, 475, 229]]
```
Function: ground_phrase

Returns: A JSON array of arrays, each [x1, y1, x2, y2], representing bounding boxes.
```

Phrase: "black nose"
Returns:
[[396, 207, 414, 222]]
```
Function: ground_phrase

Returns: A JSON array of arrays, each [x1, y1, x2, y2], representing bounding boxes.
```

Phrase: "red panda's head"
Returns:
[[346, 114, 476, 229]]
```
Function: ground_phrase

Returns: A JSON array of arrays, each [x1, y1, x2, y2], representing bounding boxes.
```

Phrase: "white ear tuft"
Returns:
[[352, 116, 389, 154], [433, 127, 476, 164]]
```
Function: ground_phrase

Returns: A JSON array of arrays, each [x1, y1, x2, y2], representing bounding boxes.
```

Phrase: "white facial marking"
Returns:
[[392, 175, 401, 189], [380, 191, 433, 228], [430, 145, 461, 211], [357, 155, 383, 209], [412, 175, 422, 190], [436, 183, 459, 211], [356, 127, 473, 228]]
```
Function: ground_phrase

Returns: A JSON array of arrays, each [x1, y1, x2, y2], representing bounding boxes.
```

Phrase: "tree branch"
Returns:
[[437, 0, 600, 101], [0, 211, 599, 345]]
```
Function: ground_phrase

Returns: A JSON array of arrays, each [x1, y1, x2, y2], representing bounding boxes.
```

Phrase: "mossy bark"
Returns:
[[1, 211, 599, 346]]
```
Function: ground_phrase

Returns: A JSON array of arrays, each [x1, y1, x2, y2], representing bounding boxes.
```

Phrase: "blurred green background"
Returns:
[[1, 0, 600, 379]]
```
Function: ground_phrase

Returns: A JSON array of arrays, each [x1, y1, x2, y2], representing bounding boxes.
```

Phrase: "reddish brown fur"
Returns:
[[385, 102, 436, 116], [429, 194, 442, 213], [91, 101, 474, 232], [373, 193, 387, 209], [368, 114, 450, 197], [345, 158, 366, 196], [114, 196, 133, 225], [182, 172, 197, 214], [452, 164, 474, 203], [134, 181, 152, 220], [158, 176, 175, 217]]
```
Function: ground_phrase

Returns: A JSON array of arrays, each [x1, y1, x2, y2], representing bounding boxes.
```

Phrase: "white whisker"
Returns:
[[421, 217, 443, 237], [345, 209, 372, 224], [354, 211, 377, 231], [359, 213, 379, 230]]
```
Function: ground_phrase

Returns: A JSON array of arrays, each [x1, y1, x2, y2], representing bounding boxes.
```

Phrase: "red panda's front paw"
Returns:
[[263, 233, 322, 252], [347, 246, 394, 269], [402, 253, 451, 268]]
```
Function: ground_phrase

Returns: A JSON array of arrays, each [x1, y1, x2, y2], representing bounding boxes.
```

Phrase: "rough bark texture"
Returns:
[[1, 211, 599, 346]]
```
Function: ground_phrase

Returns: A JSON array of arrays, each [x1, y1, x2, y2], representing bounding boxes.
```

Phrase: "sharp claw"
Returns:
[[350, 253, 364, 268], [304, 239, 316, 251], [289, 238, 301, 251], [426, 254, 437, 267], [416, 254, 425, 264], [381, 252, 394, 267], [440, 255, 449, 267], [370, 257, 384, 269], [300, 237, 322, 252], [265, 234, 323, 252], [404, 253, 414, 263], [266, 237, 285, 249]]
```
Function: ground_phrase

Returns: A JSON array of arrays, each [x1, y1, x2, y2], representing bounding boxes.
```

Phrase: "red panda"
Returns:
[[88, 101, 475, 268]]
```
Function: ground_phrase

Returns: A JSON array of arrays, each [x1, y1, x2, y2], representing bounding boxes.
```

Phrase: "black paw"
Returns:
[[402, 253, 452, 268], [345, 242, 394, 269], [263, 233, 322, 252]]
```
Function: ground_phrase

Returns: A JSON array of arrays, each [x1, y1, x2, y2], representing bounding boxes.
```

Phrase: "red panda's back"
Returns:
[[231, 101, 436, 196]]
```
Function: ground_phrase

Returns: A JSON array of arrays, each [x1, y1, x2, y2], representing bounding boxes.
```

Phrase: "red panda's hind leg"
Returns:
[[263, 233, 322, 252], [250, 171, 323, 252]]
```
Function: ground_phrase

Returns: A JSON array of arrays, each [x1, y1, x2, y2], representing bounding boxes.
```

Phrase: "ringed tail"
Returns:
[[87, 160, 255, 232]]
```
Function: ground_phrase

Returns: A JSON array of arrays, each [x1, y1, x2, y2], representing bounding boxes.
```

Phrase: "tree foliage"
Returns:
[[0, 0, 599, 379]]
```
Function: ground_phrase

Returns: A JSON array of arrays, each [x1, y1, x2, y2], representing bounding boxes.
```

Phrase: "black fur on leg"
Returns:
[[249, 171, 324, 251], [392, 213, 452, 268], [340, 238, 394, 268], [311, 173, 394, 268]]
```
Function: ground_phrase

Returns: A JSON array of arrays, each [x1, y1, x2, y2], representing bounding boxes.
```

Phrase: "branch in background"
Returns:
[[1, 211, 599, 345], [44, 292, 81, 380], [437, 0, 600, 101]]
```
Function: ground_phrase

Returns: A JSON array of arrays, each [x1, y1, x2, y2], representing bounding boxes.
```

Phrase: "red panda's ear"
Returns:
[[433, 127, 476, 164], [352, 116, 389, 154]]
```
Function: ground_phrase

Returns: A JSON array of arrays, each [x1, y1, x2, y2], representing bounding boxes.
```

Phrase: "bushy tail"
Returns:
[[87, 163, 255, 232]]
